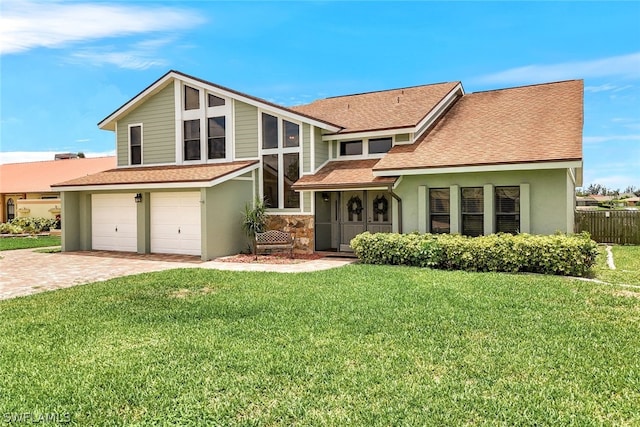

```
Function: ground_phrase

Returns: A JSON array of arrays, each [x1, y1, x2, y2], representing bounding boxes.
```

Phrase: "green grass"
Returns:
[[1, 265, 638, 426], [0, 235, 61, 251], [595, 245, 640, 286]]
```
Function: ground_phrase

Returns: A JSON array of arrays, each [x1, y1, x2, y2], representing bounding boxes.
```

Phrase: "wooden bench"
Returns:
[[255, 230, 294, 258]]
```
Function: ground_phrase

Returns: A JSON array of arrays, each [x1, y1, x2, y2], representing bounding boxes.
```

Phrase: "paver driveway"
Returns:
[[0, 248, 354, 300]]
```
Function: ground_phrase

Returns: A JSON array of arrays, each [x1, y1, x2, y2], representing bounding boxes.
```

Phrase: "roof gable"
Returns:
[[374, 80, 584, 172], [290, 82, 461, 134], [98, 70, 341, 132]]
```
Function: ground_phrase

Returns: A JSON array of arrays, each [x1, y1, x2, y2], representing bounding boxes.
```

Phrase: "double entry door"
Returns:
[[315, 190, 393, 252]]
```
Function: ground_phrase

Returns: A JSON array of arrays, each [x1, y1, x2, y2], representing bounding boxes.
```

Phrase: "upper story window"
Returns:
[[207, 117, 226, 159], [369, 137, 392, 154], [129, 124, 142, 165], [184, 86, 200, 110], [261, 112, 301, 209], [184, 119, 201, 161], [262, 113, 278, 149], [284, 120, 300, 147], [180, 83, 230, 163], [496, 186, 520, 234], [340, 140, 363, 156], [430, 188, 450, 233], [208, 94, 225, 107], [461, 187, 484, 237]]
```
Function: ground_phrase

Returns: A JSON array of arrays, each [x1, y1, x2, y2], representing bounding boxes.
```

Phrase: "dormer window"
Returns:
[[184, 86, 200, 110], [340, 140, 363, 156], [369, 137, 392, 154], [208, 94, 225, 107]]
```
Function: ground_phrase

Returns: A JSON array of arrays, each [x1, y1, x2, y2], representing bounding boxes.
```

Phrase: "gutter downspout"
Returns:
[[388, 185, 402, 234]]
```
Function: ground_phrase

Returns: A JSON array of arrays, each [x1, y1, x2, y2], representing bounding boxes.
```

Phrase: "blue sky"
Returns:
[[1, 1, 639, 190]]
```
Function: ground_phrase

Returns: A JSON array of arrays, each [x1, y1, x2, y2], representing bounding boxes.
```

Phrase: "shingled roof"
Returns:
[[290, 82, 460, 134], [292, 159, 396, 191], [52, 161, 258, 188], [374, 80, 584, 172]]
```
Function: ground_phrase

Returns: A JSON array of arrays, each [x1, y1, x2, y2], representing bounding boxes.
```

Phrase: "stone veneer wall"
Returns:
[[265, 215, 314, 254]]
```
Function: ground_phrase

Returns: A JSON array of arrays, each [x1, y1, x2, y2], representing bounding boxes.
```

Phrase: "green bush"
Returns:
[[351, 232, 598, 277], [0, 217, 58, 234]]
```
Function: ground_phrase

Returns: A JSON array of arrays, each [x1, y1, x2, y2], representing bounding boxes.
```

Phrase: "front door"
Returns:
[[340, 191, 365, 251], [367, 190, 392, 234]]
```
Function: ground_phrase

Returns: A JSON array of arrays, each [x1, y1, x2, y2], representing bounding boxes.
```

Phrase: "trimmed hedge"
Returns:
[[350, 232, 599, 277]]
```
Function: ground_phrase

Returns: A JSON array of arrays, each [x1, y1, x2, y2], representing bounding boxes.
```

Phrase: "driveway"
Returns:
[[0, 249, 354, 300]]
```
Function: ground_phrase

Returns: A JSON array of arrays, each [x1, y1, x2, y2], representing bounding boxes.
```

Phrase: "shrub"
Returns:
[[351, 232, 598, 277], [0, 217, 58, 234]]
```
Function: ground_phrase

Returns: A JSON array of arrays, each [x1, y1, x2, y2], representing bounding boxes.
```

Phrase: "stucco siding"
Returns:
[[396, 169, 570, 235], [116, 84, 175, 166], [234, 100, 259, 159]]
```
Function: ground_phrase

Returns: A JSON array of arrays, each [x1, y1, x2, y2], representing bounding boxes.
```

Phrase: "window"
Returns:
[[129, 125, 142, 165], [207, 116, 225, 159], [261, 113, 301, 209], [208, 94, 225, 107], [340, 140, 363, 156], [283, 120, 299, 148], [262, 154, 279, 208], [496, 186, 520, 234], [184, 86, 200, 110], [429, 188, 450, 233], [461, 187, 484, 237], [262, 113, 278, 149], [283, 153, 300, 208], [369, 137, 392, 154], [6, 198, 15, 221], [183, 119, 201, 161]]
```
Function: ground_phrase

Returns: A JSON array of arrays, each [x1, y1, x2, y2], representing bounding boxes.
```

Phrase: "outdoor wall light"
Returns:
[[322, 192, 330, 202], [134, 193, 143, 203]]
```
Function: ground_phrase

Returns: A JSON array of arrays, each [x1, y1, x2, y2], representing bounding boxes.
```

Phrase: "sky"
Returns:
[[1, 0, 639, 190]]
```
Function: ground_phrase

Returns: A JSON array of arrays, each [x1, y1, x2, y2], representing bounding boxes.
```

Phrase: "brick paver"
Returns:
[[0, 248, 355, 300]]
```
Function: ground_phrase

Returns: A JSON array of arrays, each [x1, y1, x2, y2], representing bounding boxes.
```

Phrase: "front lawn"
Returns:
[[0, 235, 61, 251], [595, 245, 640, 286], [1, 266, 638, 425]]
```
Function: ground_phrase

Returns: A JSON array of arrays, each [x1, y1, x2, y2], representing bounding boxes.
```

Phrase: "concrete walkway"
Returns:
[[0, 249, 355, 300]]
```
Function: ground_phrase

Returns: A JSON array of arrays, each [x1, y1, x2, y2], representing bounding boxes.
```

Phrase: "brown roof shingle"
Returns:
[[0, 157, 116, 193], [292, 159, 397, 190], [290, 82, 460, 134], [374, 80, 584, 172], [52, 161, 258, 187]]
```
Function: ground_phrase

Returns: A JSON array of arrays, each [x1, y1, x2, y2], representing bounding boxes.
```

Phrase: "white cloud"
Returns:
[[70, 49, 168, 70], [0, 0, 204, 55], [583, 134, 640, 144], [475, 52, 640, 85], [0, 150, 115, 164]]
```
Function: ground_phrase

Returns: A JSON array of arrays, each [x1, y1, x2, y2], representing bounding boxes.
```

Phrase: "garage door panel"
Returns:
[[150, 192, 201, 256], [92, 194, 137, 252]]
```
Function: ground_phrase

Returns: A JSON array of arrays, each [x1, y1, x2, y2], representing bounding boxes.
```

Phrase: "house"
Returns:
[[0, 156, 116, 223], [53, 70, 583, 259]]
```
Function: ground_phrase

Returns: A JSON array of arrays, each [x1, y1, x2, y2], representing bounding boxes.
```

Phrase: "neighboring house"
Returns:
[[576, 195, 599, 209], [0, 156, 116, 223], [53, 70, 583, 259]]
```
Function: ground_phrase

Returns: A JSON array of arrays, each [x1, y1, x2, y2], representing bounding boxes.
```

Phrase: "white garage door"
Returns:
[[150, 192, 201, 256], [92, 193, 137, 252]]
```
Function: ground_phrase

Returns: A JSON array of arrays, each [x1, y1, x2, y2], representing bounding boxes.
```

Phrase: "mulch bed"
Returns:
[[218, 253, 324, 264]]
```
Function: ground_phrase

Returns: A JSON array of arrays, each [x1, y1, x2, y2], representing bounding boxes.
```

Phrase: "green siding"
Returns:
[[61, 191, 92, 251], [234, 100, 258, 159], [314, 127, 328, 170], [116, 83, 176, 166], [303, 124, 311, 173], [303, 191, 311, 213], [397, 169, 570, 235], [396, 133, 411, 142], [202, 180, 254, 259]]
